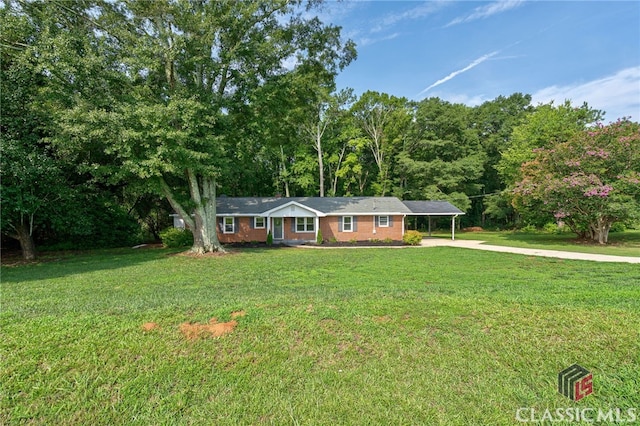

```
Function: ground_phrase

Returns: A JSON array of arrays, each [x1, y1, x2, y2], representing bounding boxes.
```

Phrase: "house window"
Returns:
[[342, 216, 353, 232], [296, 217, 314, 232], [223, 217, 235, 234], [254, 217, 265, 229], [378, 216, 389, 227]]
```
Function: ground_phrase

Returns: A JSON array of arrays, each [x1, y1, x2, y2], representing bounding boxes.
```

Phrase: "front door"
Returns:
[[273, 217, 284, 240]]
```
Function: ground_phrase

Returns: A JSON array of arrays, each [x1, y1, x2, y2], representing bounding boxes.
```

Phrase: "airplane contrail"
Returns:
[[417, 51, 499, 97]]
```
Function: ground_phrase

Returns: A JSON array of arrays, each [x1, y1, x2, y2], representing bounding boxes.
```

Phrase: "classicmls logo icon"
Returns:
[[558, 364, 593, 401]]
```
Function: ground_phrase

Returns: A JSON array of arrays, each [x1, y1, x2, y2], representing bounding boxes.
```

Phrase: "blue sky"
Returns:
[[321, 1, 640, 122]]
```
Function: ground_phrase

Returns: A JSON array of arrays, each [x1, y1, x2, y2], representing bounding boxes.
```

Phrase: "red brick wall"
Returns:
[[216, 215, 405, 243], [320, 215, 404, 242], [217, 217, 267, 243]]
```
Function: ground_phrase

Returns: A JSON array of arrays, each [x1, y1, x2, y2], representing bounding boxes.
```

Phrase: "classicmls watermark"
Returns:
[[515, 365, 638, 423], [515, 408, 638, 423], [558, 364, 593, 401]]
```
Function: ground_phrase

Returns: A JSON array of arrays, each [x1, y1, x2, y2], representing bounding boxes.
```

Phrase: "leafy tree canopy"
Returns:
[[513, 119, 640, 243]]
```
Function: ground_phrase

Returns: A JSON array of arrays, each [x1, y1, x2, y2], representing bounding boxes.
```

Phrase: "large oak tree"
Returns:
[[56, 0, 355, 254]]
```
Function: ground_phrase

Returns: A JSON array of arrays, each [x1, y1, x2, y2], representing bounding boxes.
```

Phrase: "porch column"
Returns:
[[428, 216, 432, 237], [315, 216, 319, 242]]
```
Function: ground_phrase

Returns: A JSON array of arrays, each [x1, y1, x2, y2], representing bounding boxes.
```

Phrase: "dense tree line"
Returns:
[[2, 1, 638, 259]]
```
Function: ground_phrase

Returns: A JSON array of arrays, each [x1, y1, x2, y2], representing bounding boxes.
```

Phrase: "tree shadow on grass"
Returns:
[[0, 246, 184, 283]]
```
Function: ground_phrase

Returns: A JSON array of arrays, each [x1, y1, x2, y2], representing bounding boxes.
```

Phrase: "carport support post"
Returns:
[[451, 215, 458, 240], [428, 216, 432, 237]]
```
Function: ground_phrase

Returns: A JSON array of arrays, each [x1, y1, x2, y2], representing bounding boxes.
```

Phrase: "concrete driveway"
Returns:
[[420, 238, 640, 264]]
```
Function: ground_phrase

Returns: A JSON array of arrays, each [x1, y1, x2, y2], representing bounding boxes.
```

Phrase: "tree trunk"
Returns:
[[187, 172, 225, 254], [591, 218, 611, 244], [317, 129, 325, 197], [160, 174, 225, 254], [11, 219, 37, 260]]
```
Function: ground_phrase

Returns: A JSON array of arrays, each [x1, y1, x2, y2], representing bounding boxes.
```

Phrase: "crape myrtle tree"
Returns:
[[513, 119, 640, 244], [57, 0, 355, 254], [496, 100, 603, 227]]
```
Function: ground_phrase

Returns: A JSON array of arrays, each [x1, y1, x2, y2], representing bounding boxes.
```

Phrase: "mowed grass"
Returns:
[[432, 229, 640, 257], [2, 247, 639, 425]]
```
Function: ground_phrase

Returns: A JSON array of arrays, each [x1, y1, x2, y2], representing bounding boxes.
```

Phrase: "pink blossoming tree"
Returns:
[[513, 119, 640, 244]]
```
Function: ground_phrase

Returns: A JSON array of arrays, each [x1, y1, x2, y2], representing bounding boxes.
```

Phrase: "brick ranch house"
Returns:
[[172, 197, 464, 244], [172, 196, 464, 244]]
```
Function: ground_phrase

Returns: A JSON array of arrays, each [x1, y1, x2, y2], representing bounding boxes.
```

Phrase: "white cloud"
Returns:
[[417, 51, 500, 96], [358, 32, 400, 47], [372, 1, 449, 33], [446, 0, 524, 27], [531, 66, 640, 122]]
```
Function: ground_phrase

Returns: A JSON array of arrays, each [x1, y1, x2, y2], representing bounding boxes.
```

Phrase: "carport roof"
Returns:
[[402, 200, 464, 216]]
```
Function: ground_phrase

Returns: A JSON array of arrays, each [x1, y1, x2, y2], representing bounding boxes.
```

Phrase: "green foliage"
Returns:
[[610, 222, 627, 233], [316, 229, 323, 244], [497, 101, 603, 185], [159, 228, 194, 248], [403, 230, 423, 245], [266, 230, 273, 246], [514, 120, 640, 243], [398, 98, 484, 210]]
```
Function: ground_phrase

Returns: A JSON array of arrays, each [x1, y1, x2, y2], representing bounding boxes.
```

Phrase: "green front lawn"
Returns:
[[2, 247, 639, 424], [432, 229, 640, 257]]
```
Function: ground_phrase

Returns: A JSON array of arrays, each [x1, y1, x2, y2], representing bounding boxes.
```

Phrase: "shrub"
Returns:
[[403, 230, 423, 245], [519, 224, 538, 233], [160, 227, 194, 248], [610, 222, 627, 233], [383, 237, 393, 243], [543, 222, 571, 234], [266, 230, 273, 246], [316, 229, 323, 244]]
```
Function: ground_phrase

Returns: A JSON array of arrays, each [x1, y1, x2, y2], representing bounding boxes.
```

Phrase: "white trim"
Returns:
[[295, 217, 315, 233], [262, 201, 325, 217], [405, 212, 466, 216], [253, 216, 265, 229], [342, 216, 353, 232], [223, 216, 235, 234], [326, 211, 405, 216], [378, 215, 389, 227]]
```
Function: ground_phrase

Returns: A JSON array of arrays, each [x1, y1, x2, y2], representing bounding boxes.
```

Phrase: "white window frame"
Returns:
[[342, 216, 353, 232], [296, 217, 314, 232], [223, 216, 235, 234], [254, 217, 265, 229], [378, 216, 389, 227]]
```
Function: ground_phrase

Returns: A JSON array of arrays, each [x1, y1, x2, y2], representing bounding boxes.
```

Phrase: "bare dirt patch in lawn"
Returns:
[[179, 311, 246, 339], [141, 322, 160, 331]]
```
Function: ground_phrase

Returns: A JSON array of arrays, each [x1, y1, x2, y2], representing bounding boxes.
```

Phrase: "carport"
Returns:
[[402, 201, 465, 240]]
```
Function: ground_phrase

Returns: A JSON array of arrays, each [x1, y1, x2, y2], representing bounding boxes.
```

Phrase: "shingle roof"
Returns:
[[216, 197, 413, 215], [402, 200, 464, 215], [214, 197, 464, 216]]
